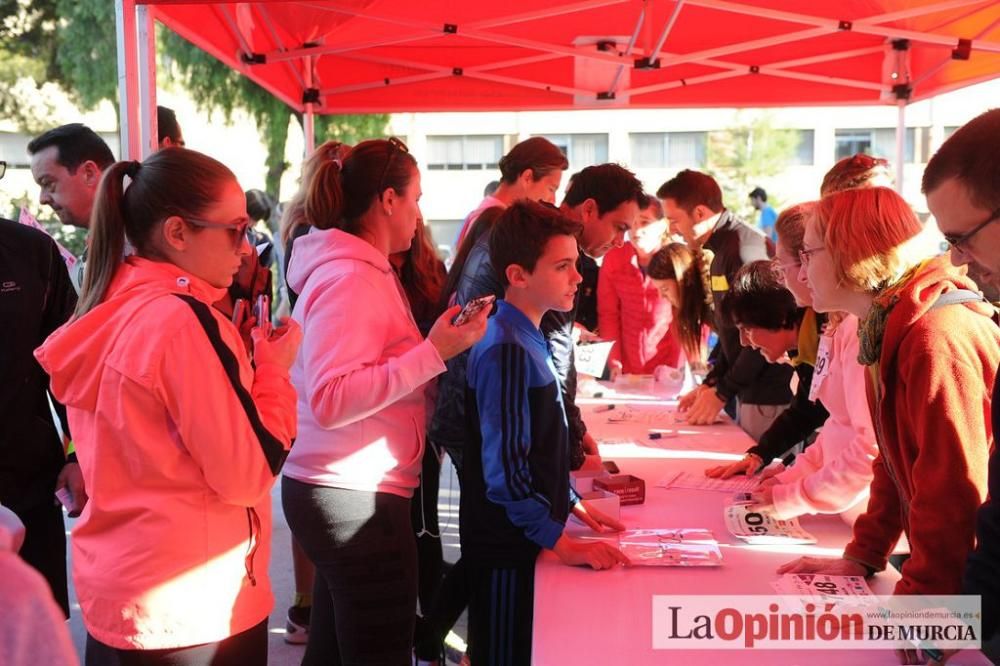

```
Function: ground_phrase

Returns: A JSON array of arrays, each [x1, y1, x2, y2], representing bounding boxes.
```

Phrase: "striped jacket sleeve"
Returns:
[[474, 343, 565, 549]]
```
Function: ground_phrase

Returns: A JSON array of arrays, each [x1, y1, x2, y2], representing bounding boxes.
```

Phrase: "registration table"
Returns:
[[531, 380, 989, 665]]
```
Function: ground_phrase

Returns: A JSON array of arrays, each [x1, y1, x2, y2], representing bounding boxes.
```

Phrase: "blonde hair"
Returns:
[[813, 187, 936, 293], [279, 140, 351, 245], [774, 201, 816, 256]]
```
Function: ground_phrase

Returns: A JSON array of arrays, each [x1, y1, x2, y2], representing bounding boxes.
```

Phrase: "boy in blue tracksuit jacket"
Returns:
[[461, 201, 627, 665]]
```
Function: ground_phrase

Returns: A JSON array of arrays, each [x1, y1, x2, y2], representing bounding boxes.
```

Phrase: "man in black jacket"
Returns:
[[658, 170, 793, 440], [0, 213, 80, 617], [923, 108, 1000, 651]]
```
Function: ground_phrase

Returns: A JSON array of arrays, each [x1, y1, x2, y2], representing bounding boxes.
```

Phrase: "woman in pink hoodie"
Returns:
[[281, 138, 488, 665], [34, 149, 301, 665]]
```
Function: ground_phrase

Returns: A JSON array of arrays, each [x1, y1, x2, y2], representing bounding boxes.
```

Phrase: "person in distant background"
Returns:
[[157, 105, 185, 149], [749, 186, 778, 243]]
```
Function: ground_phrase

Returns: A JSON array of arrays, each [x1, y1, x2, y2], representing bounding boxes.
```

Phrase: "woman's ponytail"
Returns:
[[75, 161, 134, 316], [304, 158, 346, 232]]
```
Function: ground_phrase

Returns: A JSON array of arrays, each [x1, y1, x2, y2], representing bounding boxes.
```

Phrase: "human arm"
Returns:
[[301, 274, 446, 429]]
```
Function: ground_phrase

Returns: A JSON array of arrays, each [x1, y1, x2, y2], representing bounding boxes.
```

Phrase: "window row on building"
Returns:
[[421, 126, 960, 172]]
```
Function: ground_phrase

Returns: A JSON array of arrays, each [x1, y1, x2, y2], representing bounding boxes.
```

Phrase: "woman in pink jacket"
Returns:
[[597, 195, 682, 376], [35, 148, 301, 665], [281, 138, 488, 665]]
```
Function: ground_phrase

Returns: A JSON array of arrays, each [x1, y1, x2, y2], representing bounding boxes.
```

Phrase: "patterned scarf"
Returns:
[[856, 261, 929, 366]]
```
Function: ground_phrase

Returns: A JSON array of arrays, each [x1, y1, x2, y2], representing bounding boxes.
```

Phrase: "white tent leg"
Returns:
[[138, 4, 157, 158], [895, 99, 906, 194], [115, 0, 141, 161], [304, 55, 316, 155]]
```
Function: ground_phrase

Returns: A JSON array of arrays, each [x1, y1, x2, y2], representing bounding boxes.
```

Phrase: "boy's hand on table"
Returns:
[[705, 453, 761, 479], [685, 388, 724, 424], [573, 501, 625, 533], [553, 534, 629, 570], [677, 385, 706, 411]]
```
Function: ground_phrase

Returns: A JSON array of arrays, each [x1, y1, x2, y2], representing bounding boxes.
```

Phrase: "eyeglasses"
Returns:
[[377, 136, 410, 199], [184, 216, 252, 250], [798, 246, 825, 266], [942, 206, 1000, 252]]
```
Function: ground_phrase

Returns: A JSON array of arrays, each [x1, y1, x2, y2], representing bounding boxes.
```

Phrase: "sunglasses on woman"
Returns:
[[184, 216, 253, 250]]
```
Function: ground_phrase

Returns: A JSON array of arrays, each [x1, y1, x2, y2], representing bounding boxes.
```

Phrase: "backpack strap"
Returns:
[[173, 293, 288, 475], [930, 289, 984, 310]]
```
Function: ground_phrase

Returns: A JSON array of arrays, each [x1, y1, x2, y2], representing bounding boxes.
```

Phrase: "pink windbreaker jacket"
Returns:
[[284, 227, 446, 497], [34, 257, 296, 650]]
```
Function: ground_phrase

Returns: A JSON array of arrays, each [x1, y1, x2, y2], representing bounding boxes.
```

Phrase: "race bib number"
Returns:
[[771, 573, 874, 603], [724, 504, 817, 544], [808, 334, 834, 403]]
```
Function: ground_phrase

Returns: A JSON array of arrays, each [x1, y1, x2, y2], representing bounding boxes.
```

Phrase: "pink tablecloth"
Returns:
[[532, 385, 988, 665]]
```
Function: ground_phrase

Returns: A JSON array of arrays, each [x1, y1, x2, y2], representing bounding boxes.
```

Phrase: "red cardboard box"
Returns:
[[593, 474, 645, 506]]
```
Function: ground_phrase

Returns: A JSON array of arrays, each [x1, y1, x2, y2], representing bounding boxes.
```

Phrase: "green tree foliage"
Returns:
[[1, 0, 388, 202], [161, 29, 389, 199], [0, 0, 116, 113], [706, 115, 801, 219]]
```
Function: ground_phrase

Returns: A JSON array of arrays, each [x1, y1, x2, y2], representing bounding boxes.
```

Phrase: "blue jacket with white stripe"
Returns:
[[460, 300, 574, 565]]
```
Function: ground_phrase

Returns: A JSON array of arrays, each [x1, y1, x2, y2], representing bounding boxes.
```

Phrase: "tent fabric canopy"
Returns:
[[145, 0, 1000, 114]]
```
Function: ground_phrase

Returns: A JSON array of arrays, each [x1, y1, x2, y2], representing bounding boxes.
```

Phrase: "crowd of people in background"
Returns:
[[1, 104, 999, 666]]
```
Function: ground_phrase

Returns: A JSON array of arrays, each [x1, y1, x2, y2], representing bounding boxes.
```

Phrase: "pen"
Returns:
[[595, 404, 616, 412]]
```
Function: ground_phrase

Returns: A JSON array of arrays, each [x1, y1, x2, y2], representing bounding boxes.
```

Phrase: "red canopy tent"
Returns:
[[116, 0, 1000, 185]]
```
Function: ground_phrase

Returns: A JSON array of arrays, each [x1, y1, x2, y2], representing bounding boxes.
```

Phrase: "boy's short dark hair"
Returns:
[[922, 108, 1000, 212], [27, 123, 115, 172], [490, 201, 583, 288], [656, 169, 724, 214], [749, 187, 767, 201], [157, 105, 182, 145], [722, 260, 801, 330], [563, 163, 645, 216]]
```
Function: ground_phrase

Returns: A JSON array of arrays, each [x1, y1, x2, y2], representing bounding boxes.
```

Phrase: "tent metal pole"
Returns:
[[304, 55, 316, 156], [896, 99, 906, 194], [138, 4, 157, 158], [115, 0, 141, 161]]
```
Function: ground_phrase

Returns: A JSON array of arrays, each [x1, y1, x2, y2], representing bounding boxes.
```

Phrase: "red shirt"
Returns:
[[597, 243, 682, 374]]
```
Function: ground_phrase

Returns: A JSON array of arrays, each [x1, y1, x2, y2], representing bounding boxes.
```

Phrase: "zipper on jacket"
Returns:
[[245, 507, 261, 587]]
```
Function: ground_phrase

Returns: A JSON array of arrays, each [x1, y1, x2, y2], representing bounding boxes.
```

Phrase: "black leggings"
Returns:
[[282, 477, 418, 666], [84, 619, 267, 666], [411, 440, 444, 614]]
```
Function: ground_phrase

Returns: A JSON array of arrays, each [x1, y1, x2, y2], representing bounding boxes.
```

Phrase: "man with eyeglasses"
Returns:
[[923, 108, 1000, 657]]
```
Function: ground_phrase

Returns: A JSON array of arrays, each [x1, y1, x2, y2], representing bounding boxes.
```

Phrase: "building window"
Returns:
[[790, 129, 814, 166], [835, 128, 916, 163], [426, 135, 503, 170], [629, 132, 707, 168], [536, 134, 608, 166]]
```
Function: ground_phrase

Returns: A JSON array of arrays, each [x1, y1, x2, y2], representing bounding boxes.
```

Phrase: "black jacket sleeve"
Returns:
[[41, 236, 77, 448], [429, 238, 505, 457], [747, 363, 829, 462], [541, 309, 587, 470]]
